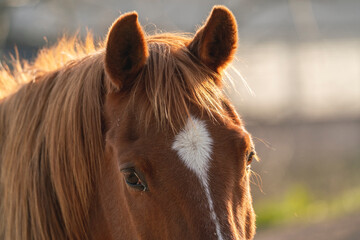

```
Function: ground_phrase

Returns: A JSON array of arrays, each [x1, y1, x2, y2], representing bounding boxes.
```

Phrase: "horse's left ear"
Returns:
[[105, 12, 148, 90], [188, 6, 238, 73]]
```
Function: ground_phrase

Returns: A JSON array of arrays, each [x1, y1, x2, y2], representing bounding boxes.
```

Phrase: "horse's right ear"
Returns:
[[105, 12, 148, 90]]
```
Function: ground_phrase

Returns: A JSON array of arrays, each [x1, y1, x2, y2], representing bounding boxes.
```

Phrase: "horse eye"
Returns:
[[247, 151, 256, 165], [121, 168, 148, 192]]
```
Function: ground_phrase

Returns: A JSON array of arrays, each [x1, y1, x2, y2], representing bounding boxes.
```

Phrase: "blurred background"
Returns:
[[1, 0, 359, 239]]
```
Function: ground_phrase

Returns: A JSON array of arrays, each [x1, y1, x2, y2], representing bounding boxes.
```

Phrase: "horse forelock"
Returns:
[[117, 33, 231, 134]]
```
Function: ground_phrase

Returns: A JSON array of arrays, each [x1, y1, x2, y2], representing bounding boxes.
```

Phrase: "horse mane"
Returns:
[[0, 33, 102, 99], [0, 33, 105, 239], [0, 32, 230, 239]]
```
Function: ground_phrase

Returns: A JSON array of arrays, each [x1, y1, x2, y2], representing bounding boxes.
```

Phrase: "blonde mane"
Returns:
[[0, 32, 229, 239], [0, 34, 105, 239], [0, 33, 102, 99]]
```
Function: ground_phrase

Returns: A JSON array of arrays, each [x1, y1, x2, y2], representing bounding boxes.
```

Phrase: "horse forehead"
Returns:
[[171, 117, 213, 178], [171, 116, 245, 170]]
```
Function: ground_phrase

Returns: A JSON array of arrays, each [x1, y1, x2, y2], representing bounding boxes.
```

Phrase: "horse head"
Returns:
[[95, 6, 256, 240]]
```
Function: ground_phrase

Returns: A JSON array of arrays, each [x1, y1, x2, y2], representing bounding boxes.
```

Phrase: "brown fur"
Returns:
[[0, 6, 256, 240]]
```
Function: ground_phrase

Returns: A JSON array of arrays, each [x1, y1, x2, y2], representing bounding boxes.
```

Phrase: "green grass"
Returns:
[[255, 184, 360, 229]]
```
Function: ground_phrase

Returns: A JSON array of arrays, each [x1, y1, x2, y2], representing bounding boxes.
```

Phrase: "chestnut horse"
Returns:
[[0, 6, 257, 240]]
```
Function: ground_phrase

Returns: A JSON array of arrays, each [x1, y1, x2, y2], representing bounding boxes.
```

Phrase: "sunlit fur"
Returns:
[[0, 34, 105, 239], [0, 32, 249, 239]]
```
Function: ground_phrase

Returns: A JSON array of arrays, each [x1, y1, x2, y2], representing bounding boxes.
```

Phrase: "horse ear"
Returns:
[[105, 12, 148, 90], [188, 6, 238, 73]]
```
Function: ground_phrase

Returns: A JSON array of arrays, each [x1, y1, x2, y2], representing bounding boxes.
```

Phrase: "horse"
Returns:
[[0, 5, 257, 240]]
